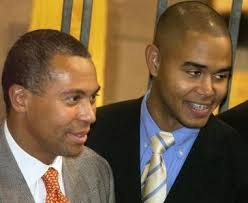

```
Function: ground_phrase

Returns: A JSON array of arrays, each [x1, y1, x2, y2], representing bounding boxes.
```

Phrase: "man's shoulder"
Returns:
[[218, 100, 248, 124], [65, 146, 111, 170], [199, 115, 240, 147], [87, 98, 142, 154], [93, 97, 143, 127], [195, 115, 244, 166], [63, 147, 113, 183], [217, 101, 248, 136], [96, 97, 143, 116], [204, 115, 239, 136], [63, 147, 114, 202], [218, 100, 248, 120]]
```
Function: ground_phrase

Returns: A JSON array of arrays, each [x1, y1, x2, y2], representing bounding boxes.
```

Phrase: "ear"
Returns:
[[8, 84, 29, 113], [145, 44, 161, 77]]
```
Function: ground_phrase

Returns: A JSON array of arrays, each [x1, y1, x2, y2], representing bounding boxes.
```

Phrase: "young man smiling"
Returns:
[[87, 2, 247, 203], [0, 29, 115, 203]]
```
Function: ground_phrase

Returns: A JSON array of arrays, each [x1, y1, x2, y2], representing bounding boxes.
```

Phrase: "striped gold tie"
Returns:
[[141, 131, 175, 203]]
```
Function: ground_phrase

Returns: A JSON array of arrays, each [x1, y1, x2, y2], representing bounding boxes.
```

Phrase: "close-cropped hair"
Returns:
[[2, 29, 90, 113], [154, 1, 230, 48]]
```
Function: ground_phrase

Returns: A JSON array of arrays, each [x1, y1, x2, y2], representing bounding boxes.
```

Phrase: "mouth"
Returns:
[[67, 130, 89, 145], [186, 101, 213, 118]]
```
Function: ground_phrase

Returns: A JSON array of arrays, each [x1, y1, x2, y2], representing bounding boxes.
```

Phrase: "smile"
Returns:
[[190, 103, 209, 111], [67, 131, 88, 144], [186, 101, 212, 118]]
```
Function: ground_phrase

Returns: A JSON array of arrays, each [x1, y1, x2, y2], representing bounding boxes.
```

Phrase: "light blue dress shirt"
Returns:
[[140, 92, 200, 192]]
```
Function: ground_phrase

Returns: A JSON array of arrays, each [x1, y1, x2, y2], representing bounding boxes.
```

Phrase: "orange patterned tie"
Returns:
[[42, 167, 69, 203]]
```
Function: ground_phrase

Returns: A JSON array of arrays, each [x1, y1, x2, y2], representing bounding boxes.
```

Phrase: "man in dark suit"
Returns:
[[87, 2, 247, 203], [218, 100, 248, 138], [218, 101, 248, 203], [0, 29, 115, 202]]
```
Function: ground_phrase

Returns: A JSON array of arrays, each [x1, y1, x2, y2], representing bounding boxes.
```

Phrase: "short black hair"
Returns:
[[155, 1, 230, 49], [2, 29, 91, 112]]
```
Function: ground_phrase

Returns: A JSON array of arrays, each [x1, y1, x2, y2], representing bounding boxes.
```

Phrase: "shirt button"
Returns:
[[177, 149, 184, 158], [144, 143, 148, 148]]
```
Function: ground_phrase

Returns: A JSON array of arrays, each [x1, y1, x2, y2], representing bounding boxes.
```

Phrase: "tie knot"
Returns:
[[151, 131, 175, 154], [42, 167, 59, 191]]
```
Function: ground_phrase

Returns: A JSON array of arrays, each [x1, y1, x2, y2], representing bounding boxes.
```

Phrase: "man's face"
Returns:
[[22, 54, 99, 163], [148, 31, 232, 131]]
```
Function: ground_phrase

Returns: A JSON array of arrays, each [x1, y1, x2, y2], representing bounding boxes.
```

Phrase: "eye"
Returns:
[[186, 70, 201, 77], [213, 72, 231, 80], [90, 93, 99, 104], [65, 95, 81, 105]]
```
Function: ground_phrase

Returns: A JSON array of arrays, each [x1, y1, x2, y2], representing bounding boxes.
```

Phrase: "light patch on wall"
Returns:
[[29, 0, 63, 30], [88, 1, 108, 106], [229, 70, 248, 107], [70, 0, 84, 39], [212, 0, 248, 13]]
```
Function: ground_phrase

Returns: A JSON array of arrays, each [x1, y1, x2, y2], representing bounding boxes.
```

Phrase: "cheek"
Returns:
[[215, 83, 228, 99], [161, 68, 192, 93], [47, 103, 77, 127], [171, 79, 194, 98], [92, 104, 96, 114]]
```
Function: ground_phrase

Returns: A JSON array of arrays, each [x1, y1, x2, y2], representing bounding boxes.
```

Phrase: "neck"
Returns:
[[147, 90, 183, 132]]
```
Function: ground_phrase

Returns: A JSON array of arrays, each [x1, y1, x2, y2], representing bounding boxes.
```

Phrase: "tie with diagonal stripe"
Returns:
[[141, 131, 175, 203]]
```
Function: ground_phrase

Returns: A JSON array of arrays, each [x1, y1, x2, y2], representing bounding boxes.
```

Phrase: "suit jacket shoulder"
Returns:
[[0, 124, 115, 203], [166, 115, 246, 203], [87, 98, 142, 155], [63, 146, 115, 203], [218, 100, 248, 137], [87, 98, 143, 203], [0, 125, 35, 203], [96, 98, 142, 123]]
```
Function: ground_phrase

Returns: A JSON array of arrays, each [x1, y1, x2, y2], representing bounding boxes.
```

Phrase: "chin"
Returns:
[[182, 117, 209, 129], [61, 146, 84, 158]]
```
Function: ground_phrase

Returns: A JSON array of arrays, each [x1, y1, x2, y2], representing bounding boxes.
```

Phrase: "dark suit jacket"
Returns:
[[87, 98, 247, 203], [218, 100, 248, 138], [0, 125, 115, 203]]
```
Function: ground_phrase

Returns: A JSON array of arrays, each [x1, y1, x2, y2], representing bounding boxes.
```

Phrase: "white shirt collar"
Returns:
[[4, 121, 63, 190]]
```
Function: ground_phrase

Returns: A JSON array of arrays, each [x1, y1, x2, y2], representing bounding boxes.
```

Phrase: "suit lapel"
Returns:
[[112, 98, 142, 203], [165, 116, 230, 203], [0, 125, 35, 202], [89, 98, 143, 203], [165, 128, 208, 202]]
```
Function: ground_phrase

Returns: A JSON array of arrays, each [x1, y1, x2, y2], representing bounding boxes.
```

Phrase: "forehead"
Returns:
[[45, 54, 98, 92], [49, 54, 96, 75], [167, 30, 232, 68], [183, 30, 231, 50]]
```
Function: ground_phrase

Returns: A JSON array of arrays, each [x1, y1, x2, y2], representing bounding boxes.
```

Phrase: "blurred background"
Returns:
[[0, 0, 247, 120]]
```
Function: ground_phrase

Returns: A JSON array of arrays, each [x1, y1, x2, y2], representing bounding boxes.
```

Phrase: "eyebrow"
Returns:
[[61, 86, 101, 96], [183, 61, 232, 73], [93, 86, 101, 95]]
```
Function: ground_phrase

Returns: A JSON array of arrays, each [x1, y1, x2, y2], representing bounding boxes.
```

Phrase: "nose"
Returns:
[[196, 76, 215, 97], [77, 100, 96, 124]]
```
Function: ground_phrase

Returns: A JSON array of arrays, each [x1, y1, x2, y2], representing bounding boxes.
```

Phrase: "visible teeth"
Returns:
[[191, 103, 208, 110]]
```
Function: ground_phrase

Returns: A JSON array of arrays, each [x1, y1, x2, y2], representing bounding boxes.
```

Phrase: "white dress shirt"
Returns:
[[4, 121, 65, 203]]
